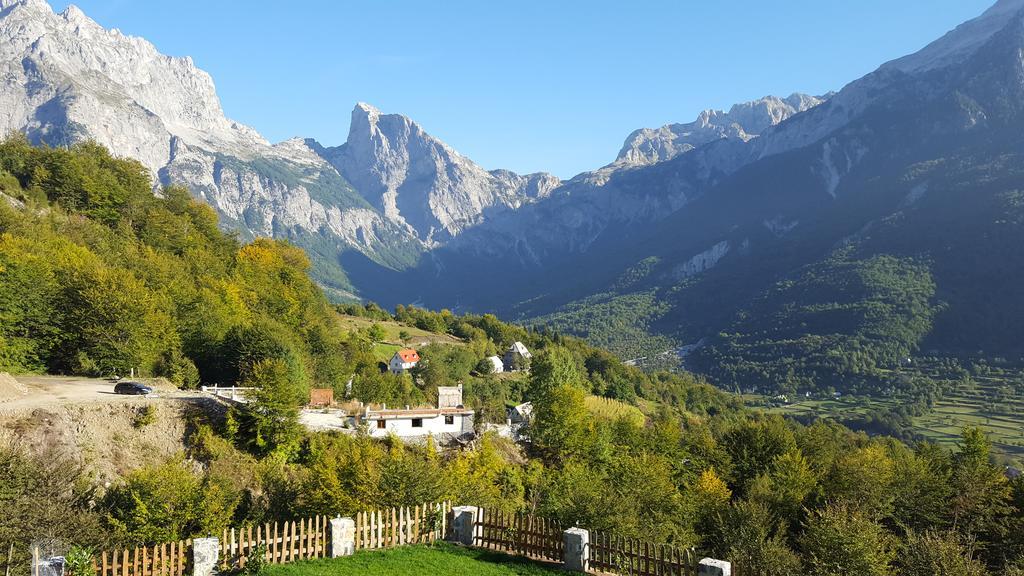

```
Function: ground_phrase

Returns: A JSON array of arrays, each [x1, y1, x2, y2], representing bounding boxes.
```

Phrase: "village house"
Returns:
[[389, 348, 420, 374], [361, 384, 473, 439], [503, 341, 532, 372], [485, 355, 504, 374]]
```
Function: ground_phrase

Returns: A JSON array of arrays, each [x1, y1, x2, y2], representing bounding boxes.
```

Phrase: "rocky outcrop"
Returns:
[[615, 94, 825, 167], [318, 103, 560, 246], [0, 0, 413, 284]]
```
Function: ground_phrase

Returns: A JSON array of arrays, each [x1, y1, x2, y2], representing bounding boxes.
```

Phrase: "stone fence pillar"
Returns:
[[447, 506, 479, 545], [330, 517, 355, 557], [192, 538, 219, 576], [562, 527, 589, 572], [698, 557, 732, 576]]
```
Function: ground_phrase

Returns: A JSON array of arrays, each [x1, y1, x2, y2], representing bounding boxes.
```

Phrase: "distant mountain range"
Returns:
[[4, 0, 1024, 390]]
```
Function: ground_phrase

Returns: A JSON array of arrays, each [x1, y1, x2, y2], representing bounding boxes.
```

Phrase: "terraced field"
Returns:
[[912, 381, 1024, 459], [747, 358, 1024, 465]]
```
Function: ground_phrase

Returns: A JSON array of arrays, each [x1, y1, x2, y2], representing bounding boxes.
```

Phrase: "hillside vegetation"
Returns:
[[3, 140, 1024, 576]]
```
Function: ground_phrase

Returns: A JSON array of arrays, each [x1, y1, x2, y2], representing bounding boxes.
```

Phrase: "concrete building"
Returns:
[[363, 405, 474, 439], [437, 384, 464, 408]]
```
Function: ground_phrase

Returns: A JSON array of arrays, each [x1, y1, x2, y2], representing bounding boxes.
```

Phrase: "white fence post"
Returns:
[[699, 558, 732, 576], [330, 517, 355, 557], [192, 538, 219, 576], [562, 528, 589, 572], [447, 506, 479, 545]]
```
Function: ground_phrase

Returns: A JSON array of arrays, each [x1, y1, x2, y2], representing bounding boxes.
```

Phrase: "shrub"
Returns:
[[133, 405, 157, 429], [64, 546, 95, 576]]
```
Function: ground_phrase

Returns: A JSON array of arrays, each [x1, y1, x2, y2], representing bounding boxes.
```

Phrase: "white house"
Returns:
[[389, 348, 420, 374], [509, 402, 533, 424], [485, 355, 504, 374], [503, 341, 532, 371], [362, 406, 474, 439]]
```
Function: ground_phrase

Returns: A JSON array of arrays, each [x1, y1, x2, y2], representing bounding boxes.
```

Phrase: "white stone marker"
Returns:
[[330, 517, 356, 557], [448, 506, 479, 545], [698, 557, 732, 576], [192, 538, 219, 576], [562, 528, 589, 572]]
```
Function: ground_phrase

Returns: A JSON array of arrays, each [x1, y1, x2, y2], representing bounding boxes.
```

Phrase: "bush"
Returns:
[[799, 504, 894, 576], [133, 405, 157, 429], [242, 543, 268, 576], [897, 530, 985, 576], [64, 546, 95, 576]]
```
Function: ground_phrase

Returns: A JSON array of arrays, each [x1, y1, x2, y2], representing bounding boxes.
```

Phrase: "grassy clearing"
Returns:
[[262, 544, 564, 576], [338, 315, 464, 363], [585, 395, 646, 426], [337, 315, 462, 346]]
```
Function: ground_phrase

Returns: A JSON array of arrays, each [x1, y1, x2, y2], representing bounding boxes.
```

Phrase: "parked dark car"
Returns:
[[114, 381, 153, 395]]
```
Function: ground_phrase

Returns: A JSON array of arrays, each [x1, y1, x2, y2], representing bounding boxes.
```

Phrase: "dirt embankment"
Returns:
[[0, 373, 225, 485]]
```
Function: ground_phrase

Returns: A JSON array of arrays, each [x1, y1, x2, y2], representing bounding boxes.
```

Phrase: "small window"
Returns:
[[444, 415, 454, 425], [412, 418, 423, 428], [377, 420, 386, 429]]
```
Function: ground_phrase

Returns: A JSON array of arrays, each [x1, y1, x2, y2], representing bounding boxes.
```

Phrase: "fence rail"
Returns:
[[93, 541, 190, 576], [218, 515, 330, 571], [473, 508, 564, 563], [588, 530, 699, 576], [354, 501, 451, 550]]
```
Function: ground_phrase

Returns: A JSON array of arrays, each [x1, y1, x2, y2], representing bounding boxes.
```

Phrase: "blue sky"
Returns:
[[51, 0, 993, 178]]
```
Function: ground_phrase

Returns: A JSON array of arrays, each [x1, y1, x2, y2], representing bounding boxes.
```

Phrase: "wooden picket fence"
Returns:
[[472, 507, 564, 563], [91, 502, 451, 576], [92, 541, 190, 576], [218, 516, 330, 570], [89, 501, 741, 576], [354, 501, 451, 550], [588, 530, 699, 576]]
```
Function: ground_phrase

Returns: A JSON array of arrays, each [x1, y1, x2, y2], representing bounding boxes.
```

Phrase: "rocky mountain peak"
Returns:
[[883, 0, 1024, 73], [615, 93, 825, 167], [317, 102, 559, 246]]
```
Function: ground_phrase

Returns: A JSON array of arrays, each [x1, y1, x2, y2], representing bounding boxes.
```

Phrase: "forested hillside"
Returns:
[[1, 139, 1024, 576]]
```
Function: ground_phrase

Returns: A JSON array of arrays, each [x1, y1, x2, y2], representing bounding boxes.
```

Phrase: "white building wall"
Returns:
[[367, 413, 473, 438]]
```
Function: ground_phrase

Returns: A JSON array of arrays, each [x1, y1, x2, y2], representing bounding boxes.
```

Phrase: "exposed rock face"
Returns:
[[0, 0, 558, 290], [615, 94, 825, 167], [319, 103, 560, 246], [0, 0, 411, 289]]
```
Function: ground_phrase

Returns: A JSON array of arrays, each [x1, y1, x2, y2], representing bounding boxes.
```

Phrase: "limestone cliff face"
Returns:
[[0, 0, 410, 284], [319, 103, 560, 246], [0, 0, 566, 284], [615, 94, 825, 167]]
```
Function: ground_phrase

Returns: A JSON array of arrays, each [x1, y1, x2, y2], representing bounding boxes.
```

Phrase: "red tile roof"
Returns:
[[396, 349, 420, 363]]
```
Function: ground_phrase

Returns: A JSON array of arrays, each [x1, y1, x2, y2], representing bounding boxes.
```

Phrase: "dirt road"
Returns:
[[0, 374, 199, 415]]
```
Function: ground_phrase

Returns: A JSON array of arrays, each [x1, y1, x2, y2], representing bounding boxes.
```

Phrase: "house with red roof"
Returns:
[[389, 348, 420, 374]]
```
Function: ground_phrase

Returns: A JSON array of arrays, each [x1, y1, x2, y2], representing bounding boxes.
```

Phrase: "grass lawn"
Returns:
[[337, 315, 463, 347], [263, 544, 564, 576]]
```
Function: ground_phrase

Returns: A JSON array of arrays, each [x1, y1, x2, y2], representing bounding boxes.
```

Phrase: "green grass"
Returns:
[[337, 314, 466, 363], [585, 395, 646, 426], [372, 343, 402, 363], [262, 544, 564, 576]]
